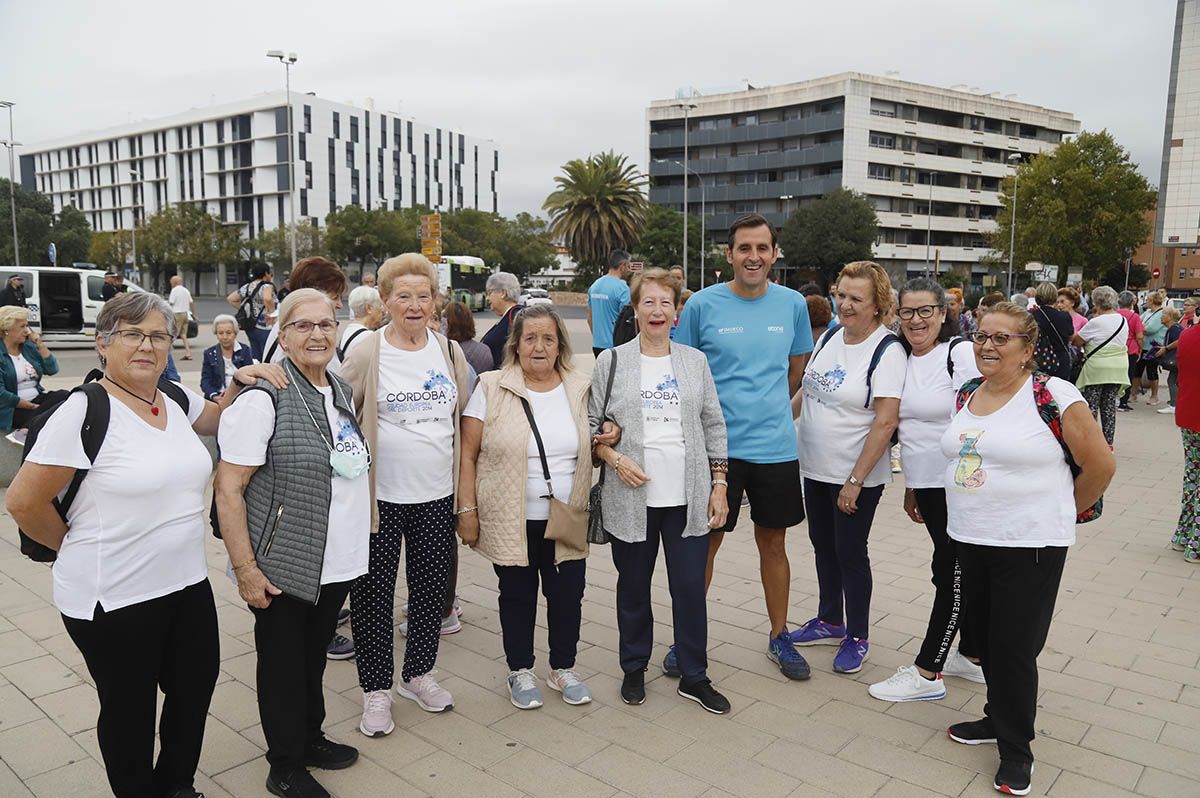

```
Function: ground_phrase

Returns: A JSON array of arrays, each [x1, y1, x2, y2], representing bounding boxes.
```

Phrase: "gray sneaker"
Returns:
[[546, 668, 592, 705], [326, 633, 355, 661], [507, 668, 543, 710]]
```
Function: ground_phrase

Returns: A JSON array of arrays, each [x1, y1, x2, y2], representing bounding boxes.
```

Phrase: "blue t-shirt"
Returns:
[[588, 274, 630, 349], [675, 282, 813, 463]]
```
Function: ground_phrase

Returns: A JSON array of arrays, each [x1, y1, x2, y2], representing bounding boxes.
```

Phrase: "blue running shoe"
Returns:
[[767, 630, 812, 680], [833, 636, 869, 674], [790, 617, 847, 646], [662, 645, 681, 678]]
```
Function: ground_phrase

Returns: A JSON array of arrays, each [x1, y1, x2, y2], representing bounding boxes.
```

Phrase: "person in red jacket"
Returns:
[[1172, 323, 1200, 562]]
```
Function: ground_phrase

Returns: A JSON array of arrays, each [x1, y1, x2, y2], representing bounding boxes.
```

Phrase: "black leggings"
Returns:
[[912, 489, 975, 672]]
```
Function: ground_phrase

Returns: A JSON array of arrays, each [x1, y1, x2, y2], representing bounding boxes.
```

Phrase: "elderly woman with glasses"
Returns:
[[8, 292, 276, 798], [215, 288, 371, 797], [943, 301, 1114, 795], [341, 254, 471, 734], [480, 271, 523, 369]]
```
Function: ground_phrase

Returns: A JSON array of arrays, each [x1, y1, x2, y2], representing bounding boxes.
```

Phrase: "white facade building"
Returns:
[[647, 73, 1079, 283], [1158, 0, 1200, 247], [20, 91, 499, 242]]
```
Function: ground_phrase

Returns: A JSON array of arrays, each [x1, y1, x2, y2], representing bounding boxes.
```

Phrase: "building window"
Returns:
[[698, 119, 717, 131], [346, 142, 354, 168], [304, 105, 312, 133], [868, 163, 894, 181], [333, 112, 341, 138], [869, 132, 895, 149], [350, 116, 359, 143], [735, 173, 755, 185]]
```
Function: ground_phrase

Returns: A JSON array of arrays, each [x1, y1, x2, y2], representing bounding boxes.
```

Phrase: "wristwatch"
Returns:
[[847, 475, 862, 487]]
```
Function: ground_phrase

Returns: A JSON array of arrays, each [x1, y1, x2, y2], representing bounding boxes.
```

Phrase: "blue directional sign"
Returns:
[[47, 242, 57, 266]]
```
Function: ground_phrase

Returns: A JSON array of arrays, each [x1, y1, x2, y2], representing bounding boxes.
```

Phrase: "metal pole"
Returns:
[[700, 178, 706, 288], [925, 171, 933, 275], [4, 103, 19, 267], [681, 104, 690, 289], [285, 61, 298, 269], [131, 217, 137, 277], [1007, 166, 1019, 295]]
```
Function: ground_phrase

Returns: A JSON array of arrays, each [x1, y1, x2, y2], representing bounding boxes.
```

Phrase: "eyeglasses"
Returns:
[[969, 331, 1031, 347], [897, 305, 943, 320], [109, 329, 173, 349], [284, 319, 338, 335]]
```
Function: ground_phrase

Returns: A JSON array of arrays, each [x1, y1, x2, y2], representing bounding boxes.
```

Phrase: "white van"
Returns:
[[0, 265, 146, 344]]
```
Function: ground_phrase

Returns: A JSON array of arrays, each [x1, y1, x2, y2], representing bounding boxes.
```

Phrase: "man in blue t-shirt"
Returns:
[[674, 213, 814, 681], [587, 249, 631, 357]]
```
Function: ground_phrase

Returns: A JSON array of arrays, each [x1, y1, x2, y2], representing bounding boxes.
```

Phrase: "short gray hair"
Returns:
[[348, 285, 382, 317], [1010, 293, 1030, 310], [212, 313, 238, 334], [486, 271, 521, 303], [1118, 290, 1136, 309], [1090, 285, 1120, 311], [96, 292, 176, 340]]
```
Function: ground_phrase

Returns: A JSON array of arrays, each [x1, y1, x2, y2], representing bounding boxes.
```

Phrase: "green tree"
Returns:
[[138, 204, 241, 291], [0, 179, 54, 265], [543, 151, 648, 278], [937, 267, 971, 290], [991, 130, 1155, 284], [778, 188, 878, 283], [249, 222, 325, 270], [88, 230, 132, 270], [635, 204, 702, 273], [1100, 262, 1151, 290], [50, 205, 93, 266], [324, 205, 414, 267]]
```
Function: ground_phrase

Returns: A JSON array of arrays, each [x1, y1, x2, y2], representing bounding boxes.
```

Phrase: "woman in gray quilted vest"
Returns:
[[215, 288, 372, 798], [589, 268, 732, 714]]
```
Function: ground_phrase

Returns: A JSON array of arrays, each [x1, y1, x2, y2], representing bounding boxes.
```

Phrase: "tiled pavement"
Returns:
[[0, 364, 1196, 796]]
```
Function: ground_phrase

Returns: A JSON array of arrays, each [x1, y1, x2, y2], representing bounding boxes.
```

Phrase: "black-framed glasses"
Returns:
[[284, 319, 338, 335], [969, 331, 1031, 347], [109, 329, 173, 349], [897, 304, 943, 320]]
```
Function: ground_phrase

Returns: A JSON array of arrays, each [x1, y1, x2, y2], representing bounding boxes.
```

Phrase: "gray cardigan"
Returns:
[[589, 337, 727, 542]]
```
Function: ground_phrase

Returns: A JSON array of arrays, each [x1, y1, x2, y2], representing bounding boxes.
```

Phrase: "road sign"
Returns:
[[1024, 261, 1043, 272], [419, 214, 442, 263], [1153, 266, 1162, 279], [629, 261, 644, 272], [47, 242, 57, 266]]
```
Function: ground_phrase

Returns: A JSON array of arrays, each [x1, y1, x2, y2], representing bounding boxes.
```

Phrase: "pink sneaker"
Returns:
[[359, 689, 394, 736], [396, 673, 454, 712]]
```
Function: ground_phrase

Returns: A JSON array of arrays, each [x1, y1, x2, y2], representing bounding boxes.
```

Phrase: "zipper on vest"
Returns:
[[263, 504, 284, 557]]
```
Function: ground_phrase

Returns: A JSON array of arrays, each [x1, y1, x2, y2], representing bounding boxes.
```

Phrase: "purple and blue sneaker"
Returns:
[[833, 636, 869, 674], [790, 617, 847, 646]]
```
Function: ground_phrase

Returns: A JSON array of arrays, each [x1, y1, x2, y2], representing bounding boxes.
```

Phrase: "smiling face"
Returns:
[[279, 298, 338, 373], [899, 290, 945, 353], [726, 224, 777, 294], [98, 315, 172, 385], [634, 281, 677, 342], [835, 276, 881, 337], [973, 311, 1034, 381], [516, 316, 560, 380], [386, 274, 435, 338]]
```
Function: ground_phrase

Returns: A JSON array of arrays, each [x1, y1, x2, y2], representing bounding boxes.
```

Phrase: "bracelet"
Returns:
[[455, 506, 478, 516], [232, 560, 257, 573], [614, 454, 622, 469], [711, 479, 729, 487]]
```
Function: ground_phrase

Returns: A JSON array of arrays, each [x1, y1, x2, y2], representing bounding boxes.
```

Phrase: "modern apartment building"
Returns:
[[1157, 1, 1200, 268], [647, 73, 1079, 283], [19, 91, 499, 243]]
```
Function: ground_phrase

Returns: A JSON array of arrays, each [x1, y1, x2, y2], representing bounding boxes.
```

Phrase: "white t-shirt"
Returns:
[[10, 353, 39, 401], [797, 325, 907, 487], [640, 355, 686, 507], [168, 284, 192, 313], [28, 383, 210, 620], [1078, 313, 1128, 352], [219, 386, 370, 585], [222, 356, 236, 392], [339, 323, 372, 357], [898, 341, 981, 489], [941, 375, 1084, 547], [375, 333, 457, 504], [464, 382, 577, 521]]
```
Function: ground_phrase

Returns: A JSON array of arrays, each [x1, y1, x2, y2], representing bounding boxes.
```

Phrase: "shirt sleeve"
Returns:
[[25, 392, 91, 470], [1045, 376, 1087, 413], [463, 383, 487, 421], [1078, 317, 1102, 342], [791, 294, 814, 356], [674, 298, 699, 348], [870, 341, 908, 400], [217, 390, 276, 466], [950, 341, 981, 390], [618, 280, 631, 303], [168, 382, 207, 424], [264, 327, 283, 363]]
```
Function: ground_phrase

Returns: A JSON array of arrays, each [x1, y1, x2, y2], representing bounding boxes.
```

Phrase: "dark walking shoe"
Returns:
[[621, 669, 646, 705], [325, 633, 355, 661], [767, 630, 812, 680], [304, 735, 359, 770], [993, 760, 1033, 795], [266, 767, 330, 798], [336, 607, 351, 627], [662, 645, 681, 678], [164, 788, 205, 798], [677, 679, 731, 714], [948, 717, 998, 745]]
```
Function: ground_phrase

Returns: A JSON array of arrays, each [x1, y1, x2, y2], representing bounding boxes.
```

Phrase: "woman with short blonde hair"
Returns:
[[0, 304, 63, 435]]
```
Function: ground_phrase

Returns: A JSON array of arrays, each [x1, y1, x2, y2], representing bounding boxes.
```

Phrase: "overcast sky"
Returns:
[[0, 0, 1179, 217]]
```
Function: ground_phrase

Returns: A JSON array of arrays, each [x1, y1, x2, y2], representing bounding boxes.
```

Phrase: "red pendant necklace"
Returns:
[[103, 375, 159, 415]]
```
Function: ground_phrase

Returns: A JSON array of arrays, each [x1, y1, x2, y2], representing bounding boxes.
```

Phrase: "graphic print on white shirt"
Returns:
[[952, 430, 987, 489], [640, 354, 686, 507]]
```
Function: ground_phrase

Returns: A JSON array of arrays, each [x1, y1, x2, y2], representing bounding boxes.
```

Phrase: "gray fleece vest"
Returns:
[[242, 362, 360, 604]]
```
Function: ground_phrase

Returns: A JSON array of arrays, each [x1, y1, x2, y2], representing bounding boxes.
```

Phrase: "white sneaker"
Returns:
[[1157, 406, 1176, 415], [546, 668, 592, 705], [359, 689, 394, 737], [396, 673, 454, 712], [5, 429, 27, 447], [399, 614, 462, 636], [942, 649, 986, 683], [868, 665, 946, 702]]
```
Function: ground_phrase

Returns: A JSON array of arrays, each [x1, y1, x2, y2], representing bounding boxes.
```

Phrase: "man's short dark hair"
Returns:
[[250, 262, 272, 280], [728, 213, 777, 248], [799, 282, 823, 297], [607, 249, 631, 271]]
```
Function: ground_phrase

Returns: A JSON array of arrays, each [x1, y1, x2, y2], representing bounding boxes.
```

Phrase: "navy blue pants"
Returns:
[[803, 478, 885, 640], [246, 326, 270, 362], [609, 505, 709, 684]]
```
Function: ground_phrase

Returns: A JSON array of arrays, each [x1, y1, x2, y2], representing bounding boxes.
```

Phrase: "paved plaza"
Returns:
[[0, 321, 1196, 797]]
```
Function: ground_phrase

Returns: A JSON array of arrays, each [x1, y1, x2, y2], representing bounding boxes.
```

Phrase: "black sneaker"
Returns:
[[993, 760, 1033, 795], [948, 718, 997, 745], [326, 633, 355, 660], [304, 735, 359, 770], [164, 788, 205, 798], [266, 767, 329, 798], [662, 645, 681, 678], [336, 607, 351, 627], [1117, 403, 1132, 412], [677, 679, 731, 714], [621, 669, 646, 705]]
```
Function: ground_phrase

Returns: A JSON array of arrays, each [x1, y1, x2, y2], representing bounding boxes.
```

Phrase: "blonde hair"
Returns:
[[277, 287, 335, 330], [0, 305, 30, 337], [379, 253, 439, 300], [836, 261, 896, 325], [631, 267, 681, 306], [1146, 290, 1166, 308], [503, 305, 574, 372], [1162, 306, 1182, 324], [982, 300, 1040, 371]]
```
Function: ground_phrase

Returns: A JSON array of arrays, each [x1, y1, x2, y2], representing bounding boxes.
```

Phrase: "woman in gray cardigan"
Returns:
[[590, 268, 731, 714]]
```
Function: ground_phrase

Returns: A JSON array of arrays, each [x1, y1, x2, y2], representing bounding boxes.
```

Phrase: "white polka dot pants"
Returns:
[[351, 495, 455, 690]]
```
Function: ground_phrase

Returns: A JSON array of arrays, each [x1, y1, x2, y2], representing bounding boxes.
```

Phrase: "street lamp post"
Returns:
[[129, 170, 140, 278], [676, 100, 697, 288], [1, 100, 19, 267], [1006, 152, 1021, 295], [655, 158, 707, 286], [267, 50, 299, 269]]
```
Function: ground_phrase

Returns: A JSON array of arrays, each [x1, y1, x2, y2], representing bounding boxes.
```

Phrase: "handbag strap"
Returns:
[[1081, 316, 1125, 366], [596, 350, 617, 487], [519, 396, 554, 499], [1035, 307, 1068, 351]]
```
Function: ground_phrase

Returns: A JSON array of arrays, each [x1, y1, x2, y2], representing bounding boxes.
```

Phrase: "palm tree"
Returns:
[[543, 151, 649, 275]]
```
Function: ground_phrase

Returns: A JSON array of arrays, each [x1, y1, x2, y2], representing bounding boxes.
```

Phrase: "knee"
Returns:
[[755, 529, 787, 558]]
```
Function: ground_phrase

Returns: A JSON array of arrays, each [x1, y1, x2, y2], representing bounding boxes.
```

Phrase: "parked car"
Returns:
[[519, 287, 553, 307]]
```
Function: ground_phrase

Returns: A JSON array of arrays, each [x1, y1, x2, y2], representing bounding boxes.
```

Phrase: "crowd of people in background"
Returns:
[[10, 211, 1200, 797]]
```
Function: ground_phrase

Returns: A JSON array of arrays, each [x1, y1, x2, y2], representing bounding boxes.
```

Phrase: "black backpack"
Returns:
[[611, 304, 637, 346], [17, 371, 190, 562], [235, 281, 267, 333]]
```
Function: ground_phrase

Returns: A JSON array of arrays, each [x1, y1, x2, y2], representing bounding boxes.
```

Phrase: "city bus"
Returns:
[[437, 255, 490, 311]]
